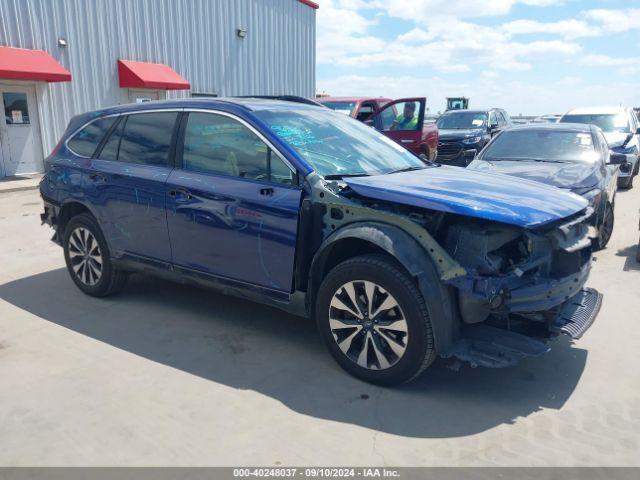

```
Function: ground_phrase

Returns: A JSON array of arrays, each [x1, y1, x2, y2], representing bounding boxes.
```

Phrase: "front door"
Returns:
[[371, 97, 426, 155], [0, 85, 43, 176], [166, 111, 302, 292]]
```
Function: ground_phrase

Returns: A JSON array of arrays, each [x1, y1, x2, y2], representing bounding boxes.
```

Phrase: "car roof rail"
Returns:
[[234, 95, 327, 108]]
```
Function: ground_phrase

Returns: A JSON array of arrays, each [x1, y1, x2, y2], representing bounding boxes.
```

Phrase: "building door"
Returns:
[[128, 89, 164, 104], [0, 85, 44, 176]]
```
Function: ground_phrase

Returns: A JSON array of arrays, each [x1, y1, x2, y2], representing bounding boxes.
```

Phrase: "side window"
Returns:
[[501, 111, 512, 125], [117, 112, 178, 166], [356, 103, 375, 122], [98, 117, 124, 161], [380, 101, 419, 132], [182, 112, 294, 185], [497, 112, 507, 127], [379, 105, 396, 130], [67, 116, 117, 157]]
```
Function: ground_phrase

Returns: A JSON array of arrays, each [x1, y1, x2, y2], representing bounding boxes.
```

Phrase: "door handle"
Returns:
[[169, 188, 193, 200], [400, 139, 415, 143], [259, 187, 274, 196]]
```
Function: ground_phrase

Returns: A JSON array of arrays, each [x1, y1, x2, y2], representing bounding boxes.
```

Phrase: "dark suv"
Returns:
[[40, 98, 601, 385], [436, 108, 512, 166]]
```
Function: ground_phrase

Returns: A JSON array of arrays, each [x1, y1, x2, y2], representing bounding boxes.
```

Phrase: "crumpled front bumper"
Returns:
[[447, 255, 593, 323], [505, 258, 592, 313], [443, 287, 603, 368]]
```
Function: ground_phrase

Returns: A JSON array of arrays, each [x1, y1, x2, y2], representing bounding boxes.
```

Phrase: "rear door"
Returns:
[[165, 111, 302, 292], [369, 97, 426, 154], [88, 111, 179, 263]]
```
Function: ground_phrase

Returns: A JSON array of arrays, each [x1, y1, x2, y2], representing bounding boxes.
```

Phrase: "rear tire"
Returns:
[[315, 254, 436, 386], [63, 213, 127, 297]]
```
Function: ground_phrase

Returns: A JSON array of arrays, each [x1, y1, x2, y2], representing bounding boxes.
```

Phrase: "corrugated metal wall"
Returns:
[[0, 0, 316, 157]]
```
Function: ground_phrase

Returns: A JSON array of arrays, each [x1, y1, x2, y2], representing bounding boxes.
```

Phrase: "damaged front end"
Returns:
[[442, 207, 602, 367], [307, 166, 602, 370]]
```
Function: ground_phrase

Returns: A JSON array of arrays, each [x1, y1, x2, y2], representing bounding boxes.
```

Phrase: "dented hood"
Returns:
[[344, 166, 588, 228]]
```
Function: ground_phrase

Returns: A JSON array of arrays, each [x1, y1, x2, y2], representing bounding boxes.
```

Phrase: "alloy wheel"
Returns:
[[68, 227, 103, 286], [329, 280, 409, 370]]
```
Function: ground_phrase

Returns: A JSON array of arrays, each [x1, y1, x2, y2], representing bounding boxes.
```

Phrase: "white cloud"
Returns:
[[315, 2, 639, 113], [316, 0, 386, 64], [580, 54, 640, 75], [319, 11, 581, 73], [502, 8, 640, 38], [368, 0, 565, 21]]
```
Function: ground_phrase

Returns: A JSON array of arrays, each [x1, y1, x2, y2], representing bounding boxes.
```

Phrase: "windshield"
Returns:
[[254, 108, 425, 178], [318, 101, 356, 116], [437, 112, 487, 129], [481, 130, 599, 163], [560, 113, 630, 133]]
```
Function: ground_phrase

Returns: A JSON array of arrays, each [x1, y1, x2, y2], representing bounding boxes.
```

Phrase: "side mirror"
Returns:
[[636, 127, 640, 135], [490, 122, 499, 130], [608, 152, 628, 165]]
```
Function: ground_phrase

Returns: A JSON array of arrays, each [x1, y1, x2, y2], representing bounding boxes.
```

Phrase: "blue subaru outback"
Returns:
[[40, 98, 602, 385]]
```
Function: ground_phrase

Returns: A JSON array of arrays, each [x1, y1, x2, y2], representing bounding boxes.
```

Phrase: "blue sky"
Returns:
[[315, 1, 640, 115]]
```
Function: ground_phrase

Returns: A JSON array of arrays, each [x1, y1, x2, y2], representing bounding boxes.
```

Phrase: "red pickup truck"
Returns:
[[317, 96, 439, 160]]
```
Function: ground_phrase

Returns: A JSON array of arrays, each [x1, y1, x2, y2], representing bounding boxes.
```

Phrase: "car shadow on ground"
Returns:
[[0, 268, 588, 438], [615, 244, 640, 271]]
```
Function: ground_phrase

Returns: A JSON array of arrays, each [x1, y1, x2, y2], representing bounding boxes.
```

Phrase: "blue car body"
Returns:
[[40, 98, 601, 375]]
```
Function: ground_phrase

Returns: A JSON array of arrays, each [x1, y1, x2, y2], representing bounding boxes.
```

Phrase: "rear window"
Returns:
[[482, 129, 598, 163], [67, 116, 117, 157], [320, 101, 356, 115], [561, 113, 630, 133]]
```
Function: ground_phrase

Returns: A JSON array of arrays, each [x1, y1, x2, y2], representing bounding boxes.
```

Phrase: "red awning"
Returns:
[[118, 59, 190, 90], [0, 46, 71, 82], [297, 0, 319, 9]]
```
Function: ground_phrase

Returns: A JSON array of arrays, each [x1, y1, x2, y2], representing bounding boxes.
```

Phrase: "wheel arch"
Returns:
[[57, 200, 99, 238], [309, 222, 459, 352]]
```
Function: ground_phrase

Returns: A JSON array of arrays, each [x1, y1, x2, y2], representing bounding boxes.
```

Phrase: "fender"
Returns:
[[52, 198, 102, 241], [309, 221, 460, 352]]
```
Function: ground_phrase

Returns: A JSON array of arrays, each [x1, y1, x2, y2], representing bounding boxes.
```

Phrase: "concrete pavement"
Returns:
[[0, 186, 639, 466]]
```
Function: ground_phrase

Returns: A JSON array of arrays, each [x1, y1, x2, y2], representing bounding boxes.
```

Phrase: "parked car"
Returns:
[[317, 96, 439, 160], [468, 123, 624, 250], [40, 98, 601, 385], [435, 108, 512, 166], [560, 107, 640, 189]]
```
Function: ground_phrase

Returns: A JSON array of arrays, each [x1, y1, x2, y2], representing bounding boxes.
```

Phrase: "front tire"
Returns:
[[316, 254, 436, 386], [593, 202, 614, 251], [63, 213, 127, 297]]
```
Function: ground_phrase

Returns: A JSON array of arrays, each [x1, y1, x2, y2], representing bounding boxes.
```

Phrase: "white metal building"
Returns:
[[0, 0, 317, 178]]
